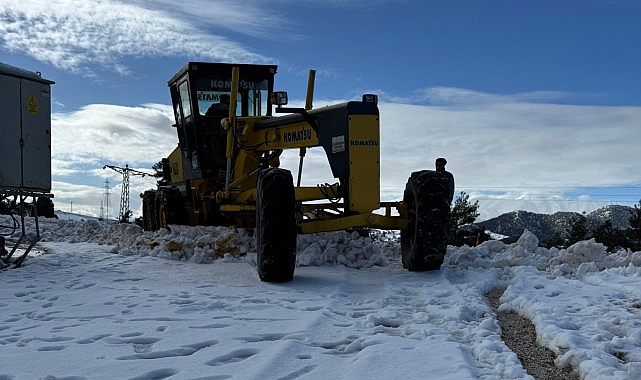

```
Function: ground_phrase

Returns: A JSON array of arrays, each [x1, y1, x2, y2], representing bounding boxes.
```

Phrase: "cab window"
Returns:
[[178, 81, 192, 118]]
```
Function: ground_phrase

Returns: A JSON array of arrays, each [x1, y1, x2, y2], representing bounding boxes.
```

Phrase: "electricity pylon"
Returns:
[[103, 164, 148, 223]]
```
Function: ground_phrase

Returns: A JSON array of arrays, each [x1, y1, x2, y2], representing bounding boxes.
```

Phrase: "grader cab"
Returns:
[[142, 62, 450, 282]]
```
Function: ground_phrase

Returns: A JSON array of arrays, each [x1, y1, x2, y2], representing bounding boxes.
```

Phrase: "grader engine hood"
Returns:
[[254, 101, 380, 180]]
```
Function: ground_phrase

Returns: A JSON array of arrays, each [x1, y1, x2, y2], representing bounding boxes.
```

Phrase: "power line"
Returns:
[[473, 197, 637, 203], [380, 184, 640, 206], [456, 186, 641, 189], [381, 184, 641, 190]]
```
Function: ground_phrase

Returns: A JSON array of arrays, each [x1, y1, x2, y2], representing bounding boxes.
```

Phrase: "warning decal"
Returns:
[[27, 96, 38, 115]]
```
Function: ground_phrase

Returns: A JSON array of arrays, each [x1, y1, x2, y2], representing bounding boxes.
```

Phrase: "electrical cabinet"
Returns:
[[0, 62, 54, 192]]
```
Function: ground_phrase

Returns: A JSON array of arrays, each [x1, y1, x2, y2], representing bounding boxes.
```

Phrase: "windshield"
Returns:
[[195, 78, 270, 117]]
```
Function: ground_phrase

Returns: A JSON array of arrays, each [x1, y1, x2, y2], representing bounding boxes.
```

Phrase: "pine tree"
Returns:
[[567, 216, 588, 246], [449, 191, 480, 245], [543, 230, 567, 249], [119, 210, 133, 224], [152, 160, 169, 186], [592, 219, 625, 252]]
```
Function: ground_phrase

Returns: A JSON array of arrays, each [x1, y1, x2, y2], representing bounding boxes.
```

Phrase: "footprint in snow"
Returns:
[[206, 348, 260, 366]]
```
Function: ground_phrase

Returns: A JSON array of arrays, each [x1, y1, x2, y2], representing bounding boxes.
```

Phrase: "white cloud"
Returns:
[[130, 0, 290, 38], [0, 0, 272, 75], [415, 87, 576, 106], [270, 0, 394, 7], [375, 93, 641, 219], [51, 103, 177, 170], [378, 100, 641, 187]]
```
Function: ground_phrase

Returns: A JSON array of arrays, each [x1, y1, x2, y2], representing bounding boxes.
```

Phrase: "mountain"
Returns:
[[477, 205, 635, 243]]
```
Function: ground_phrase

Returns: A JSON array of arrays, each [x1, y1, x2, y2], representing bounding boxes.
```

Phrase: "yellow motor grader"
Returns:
[[142, 62, 450, 282]]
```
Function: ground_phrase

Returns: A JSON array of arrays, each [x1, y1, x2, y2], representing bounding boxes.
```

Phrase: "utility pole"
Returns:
[[103, 164, 147, 223]]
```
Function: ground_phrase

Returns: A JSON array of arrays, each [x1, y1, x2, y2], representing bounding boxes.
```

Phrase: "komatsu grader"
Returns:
[[142, 62, 450, 282]]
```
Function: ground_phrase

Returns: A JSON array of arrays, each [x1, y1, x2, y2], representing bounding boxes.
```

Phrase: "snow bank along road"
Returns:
[[2, 216, 641, 379]]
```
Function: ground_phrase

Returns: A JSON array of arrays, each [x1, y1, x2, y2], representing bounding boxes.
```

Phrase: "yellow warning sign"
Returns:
[[27, 96, 38, 115]]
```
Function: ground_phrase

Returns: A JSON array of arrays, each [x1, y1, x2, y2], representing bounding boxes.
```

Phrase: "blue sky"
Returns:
[[2, 0, 640, 221]]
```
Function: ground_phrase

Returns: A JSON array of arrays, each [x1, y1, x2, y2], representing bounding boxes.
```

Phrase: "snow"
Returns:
[[2, 216, 641, 379]]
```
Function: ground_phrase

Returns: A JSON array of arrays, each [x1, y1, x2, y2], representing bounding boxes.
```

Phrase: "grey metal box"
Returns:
[[0, 62, 55, 192]]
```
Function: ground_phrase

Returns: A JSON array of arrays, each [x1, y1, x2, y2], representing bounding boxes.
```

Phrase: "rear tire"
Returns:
[[401, 170, 450, 271], [256, 168, 297, 282], [142, 191, 158, 231], [157, 188, 185, 230]]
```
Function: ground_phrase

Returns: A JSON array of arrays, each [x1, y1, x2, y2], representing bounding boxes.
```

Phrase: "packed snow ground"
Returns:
[[2, 214, 641, 380]]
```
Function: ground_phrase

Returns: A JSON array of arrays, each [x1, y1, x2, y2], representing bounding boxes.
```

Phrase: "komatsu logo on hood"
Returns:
[[350, 139, 379, 146], [283, 128, 312, 143]]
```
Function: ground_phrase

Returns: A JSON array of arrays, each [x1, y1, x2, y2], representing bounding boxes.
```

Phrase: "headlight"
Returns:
[[362, 94, 378, 105], [271, 91, 288, 106]]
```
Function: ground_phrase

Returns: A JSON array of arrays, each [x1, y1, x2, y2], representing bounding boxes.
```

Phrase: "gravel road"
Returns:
[[487, 288, 579, 380]]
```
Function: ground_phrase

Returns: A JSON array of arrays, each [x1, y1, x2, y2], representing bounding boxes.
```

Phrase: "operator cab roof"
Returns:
[[167, 62, 278, 86]]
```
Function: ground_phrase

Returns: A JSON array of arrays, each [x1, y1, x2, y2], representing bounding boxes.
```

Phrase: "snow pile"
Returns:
[[445, 229, 554, 270], [131, 224, 389, 268], [40, 219, 144, 247], [446, 229, 641, 278], [6, 216, 641, 277], [295, 232, 388, 268], [131, 225, 252, 263], [2, 215, 143, 248], [7, 216, 641, 277], [2, 215, 390, 269]]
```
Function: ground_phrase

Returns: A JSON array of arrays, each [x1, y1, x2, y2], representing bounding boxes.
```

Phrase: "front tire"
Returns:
[[401, 170, 450, 271], [256, 168, 297, 282]]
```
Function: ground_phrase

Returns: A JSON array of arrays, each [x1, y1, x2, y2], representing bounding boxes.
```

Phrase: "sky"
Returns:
[[2, 214, 641, 378], [1, 0, 640, 221]]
